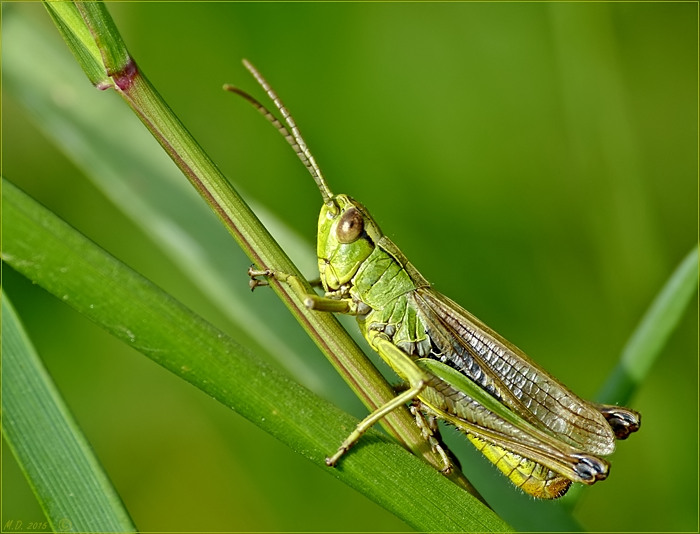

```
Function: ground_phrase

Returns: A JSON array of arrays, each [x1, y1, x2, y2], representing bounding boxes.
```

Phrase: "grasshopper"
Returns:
[[226, 60, 640, 499]]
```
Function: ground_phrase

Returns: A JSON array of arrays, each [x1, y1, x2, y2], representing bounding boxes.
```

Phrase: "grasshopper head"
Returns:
[[226, 62, 384, 291], [317, 194, 383, 291]]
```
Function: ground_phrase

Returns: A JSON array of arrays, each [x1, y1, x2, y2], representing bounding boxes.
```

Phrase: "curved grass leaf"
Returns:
[[563, 243, 698, 507], [597, 243, 699, 404], [2, 293, 137, 533]]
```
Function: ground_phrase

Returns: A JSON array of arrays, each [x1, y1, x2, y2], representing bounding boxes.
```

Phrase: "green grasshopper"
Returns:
[[227, 60, 641, 499]]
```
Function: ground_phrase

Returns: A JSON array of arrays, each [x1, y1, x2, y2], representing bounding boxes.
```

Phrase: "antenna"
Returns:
[[224, 59, 335, 207]]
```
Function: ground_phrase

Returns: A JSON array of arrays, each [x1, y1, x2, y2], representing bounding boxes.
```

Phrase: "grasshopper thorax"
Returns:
[[317, 194, 384, 291]]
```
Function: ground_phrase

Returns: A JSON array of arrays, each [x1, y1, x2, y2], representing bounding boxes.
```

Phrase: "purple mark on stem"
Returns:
[[112, 59, 138, 91]]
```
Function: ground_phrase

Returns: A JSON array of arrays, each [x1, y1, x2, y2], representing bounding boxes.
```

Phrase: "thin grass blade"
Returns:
[[597, 243, 699, 404], [2, 293, 137, 533]]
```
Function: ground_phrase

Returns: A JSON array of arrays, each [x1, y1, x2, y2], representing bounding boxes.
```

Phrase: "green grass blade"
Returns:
[[564, 243, 698, 508], [597, 243, 699, 404], [1, 178, 511, 532], [2, 293, 137, 533]]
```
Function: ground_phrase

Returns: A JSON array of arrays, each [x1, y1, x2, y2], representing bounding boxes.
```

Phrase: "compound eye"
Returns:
[[336, 208, 364, 243]]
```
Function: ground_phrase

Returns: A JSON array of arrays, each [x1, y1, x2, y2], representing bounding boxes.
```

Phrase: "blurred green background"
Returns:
[[2, 2, 697, 532]]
